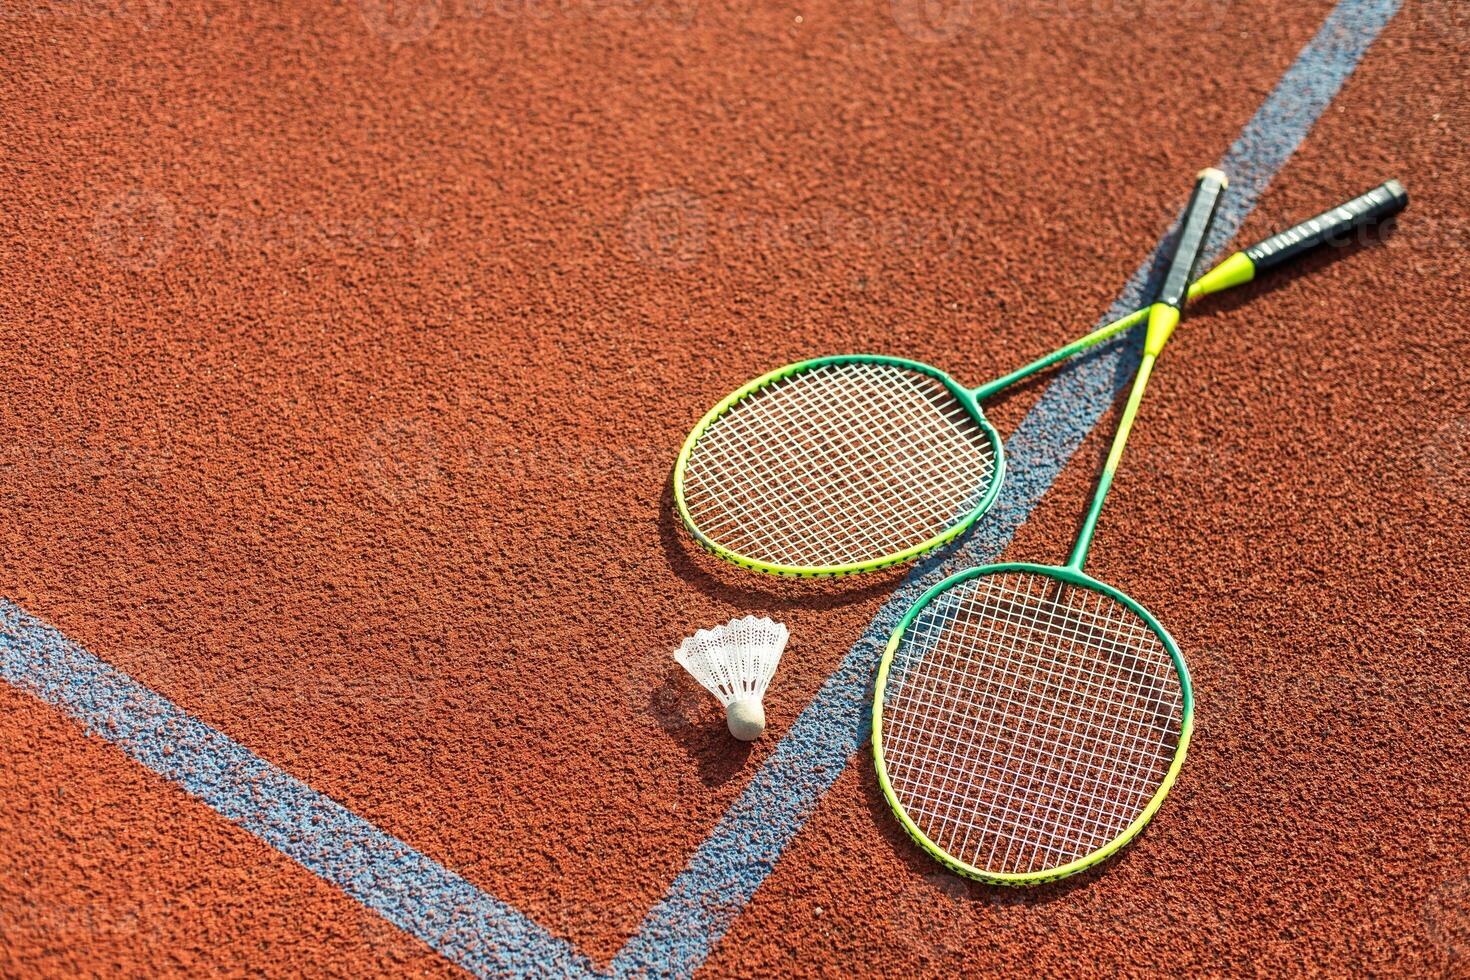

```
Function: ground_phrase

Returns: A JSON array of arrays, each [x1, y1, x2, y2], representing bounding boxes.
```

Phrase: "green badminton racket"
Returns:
[[674, 179, 1407, 578], [870, 169, 1228, 884]]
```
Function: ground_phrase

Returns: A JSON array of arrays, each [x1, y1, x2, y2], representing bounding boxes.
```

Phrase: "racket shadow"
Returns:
[[657, 469, 907, 609], [856, 756, 1149, 902]]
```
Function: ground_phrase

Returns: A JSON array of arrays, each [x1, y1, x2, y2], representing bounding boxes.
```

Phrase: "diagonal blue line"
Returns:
[[0, 603, 597, 980], [0, 1, 1399, 976], [611, 1, 1402, 974]]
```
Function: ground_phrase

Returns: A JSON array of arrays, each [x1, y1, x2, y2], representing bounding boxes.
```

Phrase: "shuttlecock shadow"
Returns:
[[640, 664, 756, 787]]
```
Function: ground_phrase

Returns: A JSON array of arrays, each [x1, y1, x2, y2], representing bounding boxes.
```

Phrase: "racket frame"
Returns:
[[871, 560, 1194, 885], [673, 353, 1005, 577]]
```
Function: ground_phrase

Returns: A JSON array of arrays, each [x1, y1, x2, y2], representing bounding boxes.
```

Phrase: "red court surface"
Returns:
[[2, 0, 1468, 975]]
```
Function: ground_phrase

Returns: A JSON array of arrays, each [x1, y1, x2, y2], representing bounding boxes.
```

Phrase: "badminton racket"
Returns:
[[674, 179, 1407, 577], [870, 168, 1227, 884]]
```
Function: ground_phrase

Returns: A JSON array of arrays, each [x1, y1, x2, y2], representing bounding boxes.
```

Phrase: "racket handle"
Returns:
[[1146, 168, 1228, 356], [1245, 179, 1407, 271], [1193, 179, 1408, 296]]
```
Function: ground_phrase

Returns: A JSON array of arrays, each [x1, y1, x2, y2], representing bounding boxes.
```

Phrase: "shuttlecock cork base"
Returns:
[[724, 697, 765, 741], [674, 616, 787, 742]]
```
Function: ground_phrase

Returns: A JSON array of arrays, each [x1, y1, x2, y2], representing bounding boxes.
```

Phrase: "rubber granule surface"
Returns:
[[2, 0, 1467, 975]]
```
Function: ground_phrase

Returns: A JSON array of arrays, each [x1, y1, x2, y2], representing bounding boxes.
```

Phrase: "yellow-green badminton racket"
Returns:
[[870, 169, 1227, 884], [674, 179, 1407, 578]]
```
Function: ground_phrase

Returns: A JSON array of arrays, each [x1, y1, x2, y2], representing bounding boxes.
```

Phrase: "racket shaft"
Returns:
[[971, 306, 1151, 400], [1067, 169, 1226, 570]]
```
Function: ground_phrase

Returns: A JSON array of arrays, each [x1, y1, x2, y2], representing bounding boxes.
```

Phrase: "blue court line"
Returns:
[[0, 603, 596, 978], [0, 2, 1399, 975]]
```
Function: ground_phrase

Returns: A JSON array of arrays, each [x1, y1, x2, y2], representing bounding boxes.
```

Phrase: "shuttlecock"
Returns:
[[674, 616, 788, 741]]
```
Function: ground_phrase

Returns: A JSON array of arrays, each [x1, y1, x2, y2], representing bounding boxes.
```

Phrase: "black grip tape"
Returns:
[[1158, 169, 1228, 310], [1244, 179, 1408, 272]]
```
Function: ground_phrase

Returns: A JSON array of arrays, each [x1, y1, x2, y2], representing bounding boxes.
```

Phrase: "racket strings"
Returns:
[[681, 362, 997, 570], [880, 571, 1183, 876]]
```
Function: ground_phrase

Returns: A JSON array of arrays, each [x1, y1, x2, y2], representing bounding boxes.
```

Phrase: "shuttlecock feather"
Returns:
[[674, 616, 788, 741]]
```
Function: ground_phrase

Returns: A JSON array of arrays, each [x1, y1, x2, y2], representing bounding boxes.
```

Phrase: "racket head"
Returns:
[[872, 562, 1193, 884], [673, 355, 1005, 577]]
